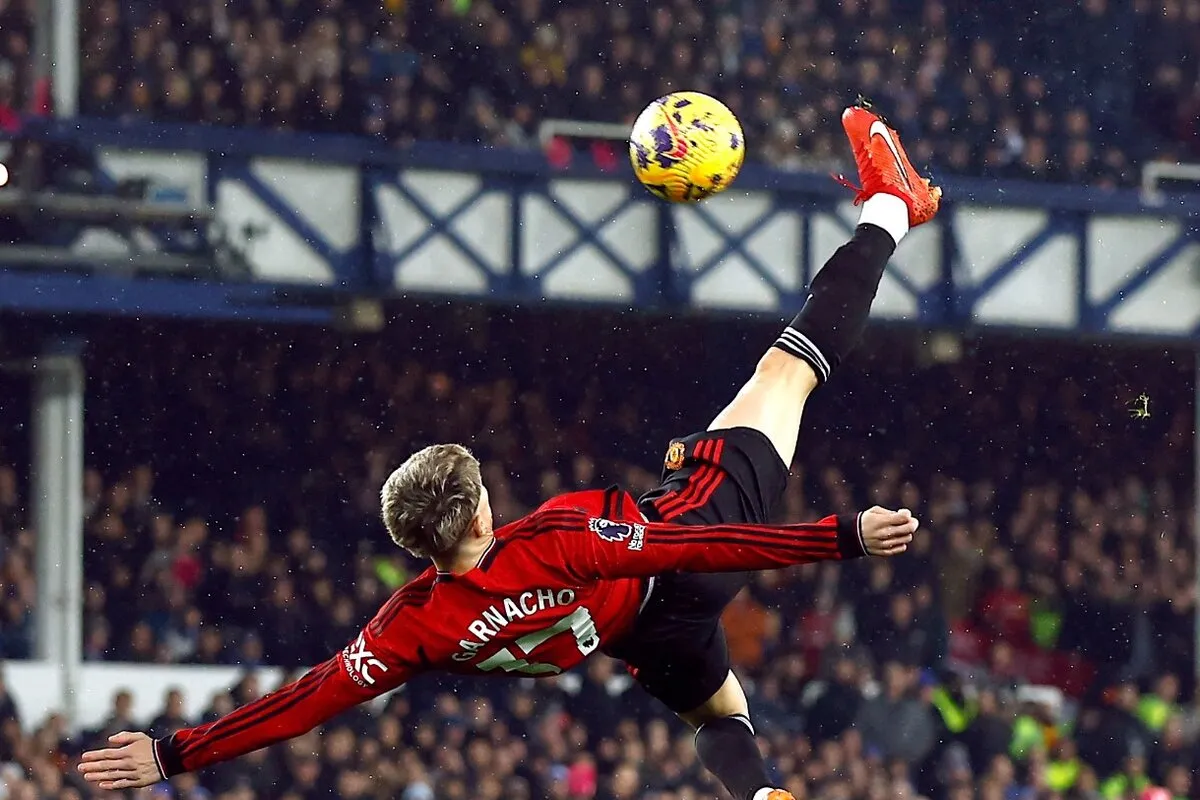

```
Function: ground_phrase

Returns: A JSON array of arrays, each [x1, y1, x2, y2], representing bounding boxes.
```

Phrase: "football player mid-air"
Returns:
[[80, 102, 942, 800]]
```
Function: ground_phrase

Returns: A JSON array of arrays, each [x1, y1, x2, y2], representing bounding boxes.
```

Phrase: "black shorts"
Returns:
[[604, 426, 789, 714]]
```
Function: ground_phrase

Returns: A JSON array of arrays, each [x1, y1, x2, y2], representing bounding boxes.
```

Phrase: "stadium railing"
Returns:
[[1, 117, 1197, 341]]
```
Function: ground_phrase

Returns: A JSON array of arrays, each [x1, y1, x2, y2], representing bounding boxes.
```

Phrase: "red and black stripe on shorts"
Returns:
[[651, 437, 728, 521]]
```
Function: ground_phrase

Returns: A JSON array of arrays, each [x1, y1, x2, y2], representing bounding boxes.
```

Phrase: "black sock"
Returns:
[[771, 223, 896, 384], [694, 714, 770, 800]]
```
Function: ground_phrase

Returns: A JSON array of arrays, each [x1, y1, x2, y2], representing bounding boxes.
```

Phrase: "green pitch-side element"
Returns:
[[374, 558, 408, 590], [930, 686, 975, 734], [1010, 715, 1047, 760], [1137, 694, 1177, 732], [1029, 601, 1063, 649], [1129, 393, 1150, 419], [1101, 772, 1150, 800], [1046, 758, 1082, 792]]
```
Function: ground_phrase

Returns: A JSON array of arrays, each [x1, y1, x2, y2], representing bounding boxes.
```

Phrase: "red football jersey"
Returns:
[[154, 488, 864, 777]]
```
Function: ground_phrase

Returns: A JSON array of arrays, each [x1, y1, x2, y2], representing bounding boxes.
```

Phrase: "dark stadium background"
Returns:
[[1, 1, 1200, 799]]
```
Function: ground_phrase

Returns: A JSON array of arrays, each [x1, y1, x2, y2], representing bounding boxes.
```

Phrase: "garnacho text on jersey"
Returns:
[[452, 588, 580, 662]]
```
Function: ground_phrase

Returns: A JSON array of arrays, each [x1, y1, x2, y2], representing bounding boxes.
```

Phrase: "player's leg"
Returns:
[[707, 347, 817, 478], [648, 104, 941, 525], [681, 673, 791, 800], [609, 608, 788, 800], [709, 100, 942, 468], [627, 101, 942, 800], [707, 209, 901, 469]]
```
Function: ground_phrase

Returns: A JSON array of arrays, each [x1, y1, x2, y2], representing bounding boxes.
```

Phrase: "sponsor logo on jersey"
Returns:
[[588, 517, 633, 543], [342, 632, 389, 687], [628, 525, 645, 551], [664, 441, 686, 471]]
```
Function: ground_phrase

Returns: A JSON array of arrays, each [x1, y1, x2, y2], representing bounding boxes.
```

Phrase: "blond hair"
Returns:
[[380, 444, 482, 558]]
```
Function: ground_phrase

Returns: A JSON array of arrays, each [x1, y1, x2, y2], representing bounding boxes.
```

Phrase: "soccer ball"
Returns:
[[628, 92, 745, 203]]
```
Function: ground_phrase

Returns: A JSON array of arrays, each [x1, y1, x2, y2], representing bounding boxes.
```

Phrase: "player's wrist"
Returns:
[[152, 736, 183, 780], [835, 513, 868, 558]]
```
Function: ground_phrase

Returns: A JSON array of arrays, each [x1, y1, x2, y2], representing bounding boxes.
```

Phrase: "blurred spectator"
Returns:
[[148, 688, 189, 739], [1078, 680, 1154, 771], [722, 588, 780, 672], [0, 0, 31, 130], [805, 653, 864, 745], [855, 662, 936, 764]]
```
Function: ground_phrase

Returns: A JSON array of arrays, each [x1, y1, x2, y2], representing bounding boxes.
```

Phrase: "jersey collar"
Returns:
[[435, 538, 500, 581]]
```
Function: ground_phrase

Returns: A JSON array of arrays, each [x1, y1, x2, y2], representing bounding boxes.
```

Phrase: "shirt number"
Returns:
[[475, 607, 600, 676]]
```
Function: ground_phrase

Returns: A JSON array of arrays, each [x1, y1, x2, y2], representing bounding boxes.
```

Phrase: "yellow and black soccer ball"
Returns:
[[628, 91, 746, 203]]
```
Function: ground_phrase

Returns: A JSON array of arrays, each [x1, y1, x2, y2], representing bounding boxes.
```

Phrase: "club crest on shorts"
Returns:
[[664, 441, 686, 471], [588, 517, 633, 543]]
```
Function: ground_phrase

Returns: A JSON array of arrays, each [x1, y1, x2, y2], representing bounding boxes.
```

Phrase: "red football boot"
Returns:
[[835, 98, 942, 227]]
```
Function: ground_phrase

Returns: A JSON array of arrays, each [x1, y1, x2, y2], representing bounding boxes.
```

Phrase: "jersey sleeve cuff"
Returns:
[[153, 735, 184, 779], [835, 513, 867, 559]]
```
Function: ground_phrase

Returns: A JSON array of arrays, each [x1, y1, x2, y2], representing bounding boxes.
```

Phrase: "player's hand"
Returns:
[[859, 506, 919, 557], [78, 731, 164, 790]]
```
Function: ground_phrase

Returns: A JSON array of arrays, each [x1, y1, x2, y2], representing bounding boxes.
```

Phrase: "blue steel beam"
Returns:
[[0, 271, 335, 323], [370, 172, 498, 288], [1091, 224, 1200, 323], [685, 204, 788, 296], [531, 188, 648, 286]]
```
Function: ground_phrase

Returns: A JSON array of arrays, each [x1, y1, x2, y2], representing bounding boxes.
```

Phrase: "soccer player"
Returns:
[[80, 101, 941, 800]]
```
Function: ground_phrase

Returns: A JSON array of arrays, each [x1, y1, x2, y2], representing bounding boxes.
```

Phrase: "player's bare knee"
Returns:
[[753, 348, 819, 396], [681, 701, 752, 731], [678, 672, 750, 728]]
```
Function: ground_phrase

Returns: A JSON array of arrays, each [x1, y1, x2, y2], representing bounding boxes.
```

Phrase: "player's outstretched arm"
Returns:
[[79, 638, 411, 789], [536, 506, 918, 583]]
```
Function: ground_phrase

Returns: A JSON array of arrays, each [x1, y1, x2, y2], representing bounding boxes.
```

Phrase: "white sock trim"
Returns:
[[731, 713, 755, 735], [694, 712, 757, 743], [858, 192, 910, 246], [775, 326, 831, 383], [752, 789, 779, 800]]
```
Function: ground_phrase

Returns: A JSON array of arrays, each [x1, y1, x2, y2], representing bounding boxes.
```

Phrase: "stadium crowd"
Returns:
[[0, 0, 33, 133], [61, 0, 1200, 185], [0, 309, 1195, 799]]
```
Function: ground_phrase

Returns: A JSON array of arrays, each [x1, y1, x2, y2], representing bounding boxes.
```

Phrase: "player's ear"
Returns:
[[470, 485, 491, 539], [468, 510, 488, 540]]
